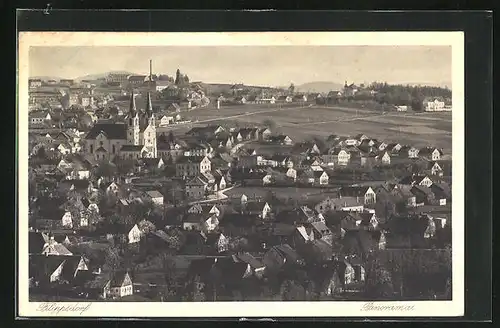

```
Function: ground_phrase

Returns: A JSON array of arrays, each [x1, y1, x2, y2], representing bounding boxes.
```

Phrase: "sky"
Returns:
[[29, 46, 452, 88]]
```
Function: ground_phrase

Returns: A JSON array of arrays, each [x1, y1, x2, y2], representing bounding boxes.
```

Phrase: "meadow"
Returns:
[[164, 103, 453, 154]]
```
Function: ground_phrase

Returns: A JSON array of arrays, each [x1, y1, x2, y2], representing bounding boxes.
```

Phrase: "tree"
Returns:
[[262, 119, 276, 130], [183, 74, 190, 84], [288, 83, 295, 94], [104, 246, 123, 273], [365, 258, 394, 299], [280, 279, 306, 300], [167, 131, 175, 143], [175, 69, 181, 85]]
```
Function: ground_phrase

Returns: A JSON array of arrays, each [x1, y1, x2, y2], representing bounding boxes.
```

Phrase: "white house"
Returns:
[[108, 272, 134, 298], [145, 190, 164, 206], [61, 211, 73, 228], [424, 98, 446, 111], [127, 224, 143, 244]]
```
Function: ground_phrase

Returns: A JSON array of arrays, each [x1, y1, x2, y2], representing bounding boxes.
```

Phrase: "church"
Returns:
[[84, 91, 157, 161]]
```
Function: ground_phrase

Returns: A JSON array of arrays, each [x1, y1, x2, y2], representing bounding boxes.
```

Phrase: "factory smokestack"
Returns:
[[149, 59, 152, 80]]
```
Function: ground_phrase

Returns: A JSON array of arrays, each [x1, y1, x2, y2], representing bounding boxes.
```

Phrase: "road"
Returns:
[[159, 104, 313, 131], [187, 184, 238, 205]]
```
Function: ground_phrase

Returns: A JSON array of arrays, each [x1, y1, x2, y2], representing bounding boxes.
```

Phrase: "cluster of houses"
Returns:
[[28, 113, 452, 301], [27, 80, 452, 300]]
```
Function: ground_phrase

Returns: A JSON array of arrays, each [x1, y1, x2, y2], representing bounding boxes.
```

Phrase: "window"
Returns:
[[90, 145, 93, 153], [112, 145, 116, 154]]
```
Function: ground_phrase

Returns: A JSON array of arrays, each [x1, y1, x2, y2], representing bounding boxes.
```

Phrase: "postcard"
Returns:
[[18, 31, 464, 318]]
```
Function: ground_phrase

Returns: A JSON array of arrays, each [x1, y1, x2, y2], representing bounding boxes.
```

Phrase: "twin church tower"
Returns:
[[126, 90, 157, 158]]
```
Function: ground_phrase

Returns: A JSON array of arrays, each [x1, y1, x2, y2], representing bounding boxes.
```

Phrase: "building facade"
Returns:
[[84, 92, 157, 161]]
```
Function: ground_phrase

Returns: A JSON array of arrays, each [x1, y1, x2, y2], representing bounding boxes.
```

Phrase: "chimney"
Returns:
[[149, 59, 153, 81]]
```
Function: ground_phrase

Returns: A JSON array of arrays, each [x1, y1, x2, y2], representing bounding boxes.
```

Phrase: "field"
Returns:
[[161, 103, 453, 154]]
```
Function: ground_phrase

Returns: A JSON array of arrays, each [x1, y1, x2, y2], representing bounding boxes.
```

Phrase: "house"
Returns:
[[108, 271, 134, 298], [378, 142, 388, 151], [127, 224, 143, 244], [430, 183, 451, 205], [330, 148, 351, 166], [202, 214, 220, 233], [340, 186, 377, 205], [379, 151, 391, 165], [315, 197, 364, 214], [390, 184, 417, 208], [314, 171, 329, 185], [258, 128, 272, 141], [419, 147, 443, 161], [343, 82, 358, 97], [410, 185, 436, 205], [270, 155, 294, 168], [183, 214, 205, 231], [309, 221, 333, 245], [386, 143, 402, 154], [183, 142, 211, 158], [429, 161, 444, 176], [384, 215, 430, 248], [298, 169, 315, 185], [285, 167, 298, 181], [242, 201, 272, 219], [145, 190, 164, 206], [168, 103, 182, 112], [29, 254, 89, 285], [275, 206, 322, 225], [399, 174, 433, 187], [424, 98, 446, 111], [175, 156, 211, 177], [203, 232, 229, 253], [337, 258, 365, 290], [29, 79, 42, 88], [237, 155, 258, 168], [185, 176, 208, 200], [235, 253, 266, 279], [29, 111, 52, 124], [41, 237, 73, 256], [159, 115, 174, 126], [269, 135, 293, 146], [408, 146, 420, 158], [277, 95, 293, 103], [344, 137, 360, 147], [354, 134, 369, 142], [234, 96, 247, 104], [292, 94, 308, 102], [359, 153, 377, 168]]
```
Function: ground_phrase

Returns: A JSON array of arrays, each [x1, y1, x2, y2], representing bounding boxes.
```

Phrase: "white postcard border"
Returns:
[[17, 31, 464, 318]]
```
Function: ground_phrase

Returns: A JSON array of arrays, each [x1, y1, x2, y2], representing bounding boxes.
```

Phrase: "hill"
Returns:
[[295, 81, 345, 94], [75, 71, 136, 81], [29, 76, 63, 81]]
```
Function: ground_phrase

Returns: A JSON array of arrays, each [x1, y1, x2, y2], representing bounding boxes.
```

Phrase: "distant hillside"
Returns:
[[75, 71, 136, 81], [202, 83, 283, 96], [29, 76, 63, 81], [295, 81, 345, 94]]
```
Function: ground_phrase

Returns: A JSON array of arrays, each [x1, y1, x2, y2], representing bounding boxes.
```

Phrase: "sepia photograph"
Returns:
[[18, 31, 464, 318]]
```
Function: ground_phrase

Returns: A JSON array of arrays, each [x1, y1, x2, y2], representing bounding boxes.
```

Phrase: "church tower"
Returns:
[[144, 91, 157, 158], [127, 91, 140, 145]]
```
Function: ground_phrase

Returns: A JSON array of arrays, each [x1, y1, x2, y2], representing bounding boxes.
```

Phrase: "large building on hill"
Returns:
[[84, 91, 157, 161]]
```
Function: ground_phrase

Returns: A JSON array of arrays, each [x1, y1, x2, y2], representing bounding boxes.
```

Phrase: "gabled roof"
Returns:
[[176, 156, 208, 164], [85, 123, 127, 140], [340, 186, 372, 197], [109, 271, 132, 287], [120, 145, 144, 152]]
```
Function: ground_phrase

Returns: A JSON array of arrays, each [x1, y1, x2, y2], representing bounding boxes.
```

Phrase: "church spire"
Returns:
[[145, 91, 153, 117], [129, 91, 137, 116]]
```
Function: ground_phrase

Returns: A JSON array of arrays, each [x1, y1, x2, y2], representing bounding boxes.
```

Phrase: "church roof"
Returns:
[[85, 123, 127, 140], [120, 145, 144, 152]]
